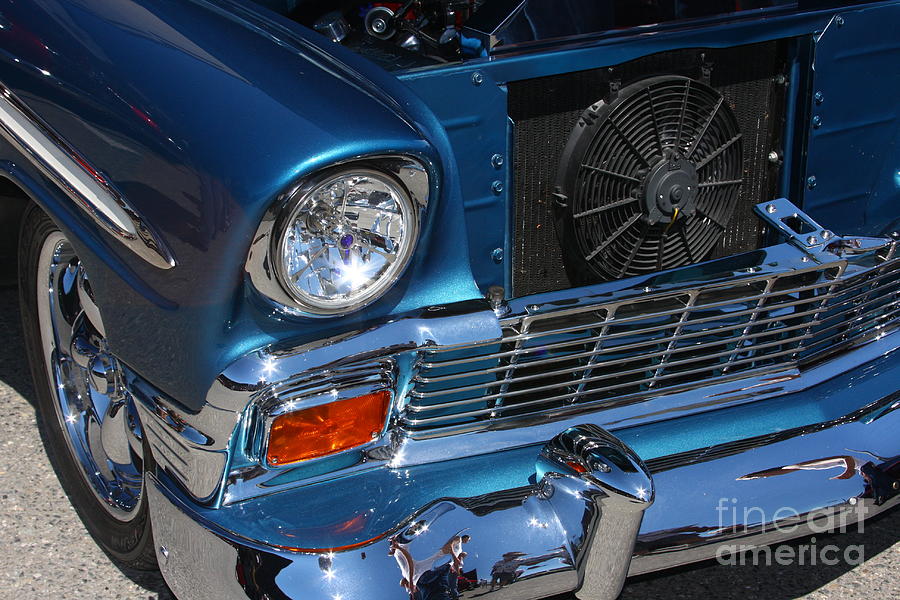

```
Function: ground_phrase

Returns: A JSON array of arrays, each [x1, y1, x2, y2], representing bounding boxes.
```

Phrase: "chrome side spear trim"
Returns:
[[0, 84, 175, 269]]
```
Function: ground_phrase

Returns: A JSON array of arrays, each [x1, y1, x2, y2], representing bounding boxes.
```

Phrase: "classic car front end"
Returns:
[[1, 1, 898, 599]]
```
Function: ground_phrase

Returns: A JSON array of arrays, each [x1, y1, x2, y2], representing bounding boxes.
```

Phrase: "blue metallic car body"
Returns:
[[1, 0, 897, 408], [2, 1, 899, 599]]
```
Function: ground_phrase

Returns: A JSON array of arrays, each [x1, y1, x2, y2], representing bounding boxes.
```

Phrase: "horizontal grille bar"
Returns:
[[411, 333, 812, 407], [403, 247, 900, 433], [405, 349, 805, 426], [414, 315, 819, 390], [418, 273, 862, 368], [421, 303, 828, 371]]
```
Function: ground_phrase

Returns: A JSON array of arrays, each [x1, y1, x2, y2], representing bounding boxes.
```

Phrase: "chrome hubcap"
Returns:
[[37, 232, 144, 520]]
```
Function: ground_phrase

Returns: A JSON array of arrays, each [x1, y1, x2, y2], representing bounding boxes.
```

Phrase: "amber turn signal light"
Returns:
[[266, 390, 391, 466]]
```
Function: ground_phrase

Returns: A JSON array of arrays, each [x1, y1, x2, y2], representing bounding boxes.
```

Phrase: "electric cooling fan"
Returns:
[[555, 75, 744, 282]]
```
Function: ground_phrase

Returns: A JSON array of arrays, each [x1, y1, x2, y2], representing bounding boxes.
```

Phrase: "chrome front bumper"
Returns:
[[142, 202, 900, 599], [147, 343, 900, 600]]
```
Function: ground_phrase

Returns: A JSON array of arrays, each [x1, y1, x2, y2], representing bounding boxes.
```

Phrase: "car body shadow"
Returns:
[[0, 286, 35, 405]]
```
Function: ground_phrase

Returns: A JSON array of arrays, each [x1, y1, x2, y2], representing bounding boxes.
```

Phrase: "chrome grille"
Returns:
[[404, 249, 900, 434]]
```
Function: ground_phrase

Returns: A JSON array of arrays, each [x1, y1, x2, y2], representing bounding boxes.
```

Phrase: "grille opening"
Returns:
[[510, 41, 788, 297]]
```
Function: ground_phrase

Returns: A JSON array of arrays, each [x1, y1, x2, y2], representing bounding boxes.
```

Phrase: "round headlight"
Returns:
[[274, 169, 419, 315]]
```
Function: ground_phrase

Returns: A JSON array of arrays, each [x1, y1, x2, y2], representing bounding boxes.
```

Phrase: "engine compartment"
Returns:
[[283, 0, 484, 65], [262, 0, 795, 67]]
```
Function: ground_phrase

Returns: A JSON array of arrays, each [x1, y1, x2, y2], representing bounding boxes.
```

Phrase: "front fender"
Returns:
[[0, 0, 479, 409]]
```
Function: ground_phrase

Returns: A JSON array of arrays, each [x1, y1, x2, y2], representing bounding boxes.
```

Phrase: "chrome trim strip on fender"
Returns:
[[0, 84, 175, 269]]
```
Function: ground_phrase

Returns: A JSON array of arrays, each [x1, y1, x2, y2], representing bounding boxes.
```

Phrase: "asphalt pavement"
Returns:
[[0, 286, 897, 599]]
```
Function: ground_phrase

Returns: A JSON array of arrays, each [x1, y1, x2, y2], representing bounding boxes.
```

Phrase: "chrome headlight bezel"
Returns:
[[247, 156, 430, 317]]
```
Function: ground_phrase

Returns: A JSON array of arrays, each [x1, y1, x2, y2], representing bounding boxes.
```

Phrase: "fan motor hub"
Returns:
[[641, 154, 699, 225]]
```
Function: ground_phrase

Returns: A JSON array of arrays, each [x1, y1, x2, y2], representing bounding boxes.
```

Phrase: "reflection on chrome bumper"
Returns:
[[150, 424, 654, 600], [630, 389, 900, 575], [148, 389, 899, 600]]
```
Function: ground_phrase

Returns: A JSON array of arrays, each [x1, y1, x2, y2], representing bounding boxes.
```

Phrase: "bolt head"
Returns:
[[807, 176, 817, 189], [471, 71, 484, 86], [767, 151, 780, 163], [766, 203, 777, 214], [892, 481, 899, 490], [835, 15, 845, 26], [491, 180, 504, 194], [491, 247, 504, 263], [812, 115, 823, 129], [491, 153, 504, 169], [814, 91, 824, 105], [807, 235, 819, 245]]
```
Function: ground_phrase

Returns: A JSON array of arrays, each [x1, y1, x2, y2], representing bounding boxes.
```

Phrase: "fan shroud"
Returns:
[[555, 75, 744, 283]]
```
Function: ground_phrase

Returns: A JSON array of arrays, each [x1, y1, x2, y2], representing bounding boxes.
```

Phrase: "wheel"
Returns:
[[18, 205, 157, 569]]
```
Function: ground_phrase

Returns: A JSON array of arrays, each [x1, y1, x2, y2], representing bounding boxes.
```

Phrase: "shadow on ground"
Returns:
[[0, 286, 33, 404], [620, 508, 899, 599]]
